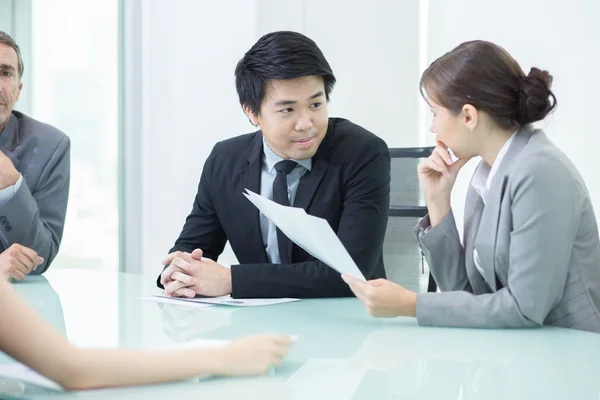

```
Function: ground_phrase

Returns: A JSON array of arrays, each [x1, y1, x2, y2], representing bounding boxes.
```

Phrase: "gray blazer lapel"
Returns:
[[463, 163, 488, 294], [475, 127, 533, 291], [0, 114, 21, 169]]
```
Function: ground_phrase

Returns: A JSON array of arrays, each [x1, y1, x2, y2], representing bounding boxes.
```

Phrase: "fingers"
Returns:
[[161, 251, 179, 266], [266, 334, 293, 348], [8, 253, 33, 276], [160, 264, 180, 286], [160, 257, 196, 287], [418, 158, 448, 177], [429, 149, 451, 177], [170, 257, 196, 276], [342, 274, 367, 295], [172, 287, 196, 298], [171, 271, 193, 285], [15, 252, 38, 274], [262, 336, 293, 368], [433, 143, 453, 165], [269, 354, 284, 367], [15, 245, 42, 268], [161, 250, 190, 266], [249, 334, 293, 353], [164, 279, 192, 296], [162, 249, 204, 265], [191, 249, 203, 260], [343, 275, 379, 309], [347, 282, 370, 304], [341, 274, 359, 285], [4, 244, 38, 274], [4, 267, 25, 282], [271, 342, 291, 358]]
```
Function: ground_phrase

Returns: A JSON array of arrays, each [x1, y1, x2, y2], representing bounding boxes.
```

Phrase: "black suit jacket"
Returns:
[[157, 117, 390, 298]]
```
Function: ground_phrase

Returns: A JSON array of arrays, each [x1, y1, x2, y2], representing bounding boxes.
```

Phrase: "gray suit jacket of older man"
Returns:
[[0, 111, 70, 273], [414, 125, 600, 333]]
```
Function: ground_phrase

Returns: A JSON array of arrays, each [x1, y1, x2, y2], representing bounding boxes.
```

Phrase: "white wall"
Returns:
[[428, 0, 600, 236], [130, 0, 258, 273]]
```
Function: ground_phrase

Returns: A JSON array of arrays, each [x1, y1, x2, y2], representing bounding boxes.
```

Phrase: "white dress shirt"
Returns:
[[259, 137, 312, 264], [0, 174, 23, 206], [471, 131, 517, 277]]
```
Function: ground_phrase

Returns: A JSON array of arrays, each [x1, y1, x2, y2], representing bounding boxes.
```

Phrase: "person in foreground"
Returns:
[[343, 40, 600, 333], [158, 31, 390, 299], [0, 276, 292, 390]]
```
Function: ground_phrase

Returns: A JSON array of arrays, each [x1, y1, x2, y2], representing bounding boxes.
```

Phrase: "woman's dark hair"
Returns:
[[420, 40, 557, 129], [235, 31, 336, 116]]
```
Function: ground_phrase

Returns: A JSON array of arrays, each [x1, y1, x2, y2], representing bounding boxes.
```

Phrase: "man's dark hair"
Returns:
[[235, 31, 336, 116]]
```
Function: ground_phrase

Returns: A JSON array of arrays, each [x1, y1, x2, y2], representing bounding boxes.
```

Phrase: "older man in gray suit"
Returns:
[[0, 31, 70, 280]]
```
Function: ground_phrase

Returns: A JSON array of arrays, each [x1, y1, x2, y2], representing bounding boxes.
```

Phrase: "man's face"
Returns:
[[0, 43, 22, 132], [246, 75, 329, 160]]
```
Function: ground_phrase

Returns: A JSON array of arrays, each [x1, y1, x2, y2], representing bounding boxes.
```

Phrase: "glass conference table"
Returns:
[[0, 269, 598, 399]]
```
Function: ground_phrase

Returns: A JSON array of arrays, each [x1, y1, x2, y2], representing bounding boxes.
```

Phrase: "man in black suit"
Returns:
[[158, 31, 390, 299]]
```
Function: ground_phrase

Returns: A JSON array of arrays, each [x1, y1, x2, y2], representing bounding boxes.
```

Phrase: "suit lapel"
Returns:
[[293, 158, 328, 210], [0, 113, 21, 170], [463, 164, 489, 294], [281, 157, 328, 263], [475, 126, 533, 291], [239, 132, 268, 263], [283, 121, 334, 263], [293, 120, 333, 211]]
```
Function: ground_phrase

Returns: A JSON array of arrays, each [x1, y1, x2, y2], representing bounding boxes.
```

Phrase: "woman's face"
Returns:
[[427, 96, 478, 159]]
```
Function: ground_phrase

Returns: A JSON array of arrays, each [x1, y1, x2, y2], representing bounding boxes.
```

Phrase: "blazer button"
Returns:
[[5, 226, 11, 232], [0, 216, 6, 223]]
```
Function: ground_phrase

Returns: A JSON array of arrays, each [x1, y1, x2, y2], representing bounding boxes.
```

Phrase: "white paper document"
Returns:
[[139, 295, 216, 309], [140, 294, 299, 307], [243, 189, 366, 281]]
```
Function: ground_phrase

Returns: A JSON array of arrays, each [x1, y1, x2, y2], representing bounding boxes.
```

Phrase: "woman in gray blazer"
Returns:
[[343, 40, 600, 333]]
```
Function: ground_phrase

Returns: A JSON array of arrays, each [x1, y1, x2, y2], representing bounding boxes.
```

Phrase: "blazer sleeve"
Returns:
[[414, 210, 471, 292], [416, 154, 580, 328], [0, 136, 70, 274], [156, 144, 227, 288], [230, 138, 391, 298]]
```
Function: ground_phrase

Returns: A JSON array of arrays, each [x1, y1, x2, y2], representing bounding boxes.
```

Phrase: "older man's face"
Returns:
[[0, 43, 22, 132]]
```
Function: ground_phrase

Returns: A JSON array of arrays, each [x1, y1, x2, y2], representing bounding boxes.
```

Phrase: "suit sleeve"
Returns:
[[0, 136, 70, 274], [156, 144, 227, 288], [416, 154, 579, 328], [0, 174, 23, 205], [414, 211, 471, 292], [230, 138, 391, 298]]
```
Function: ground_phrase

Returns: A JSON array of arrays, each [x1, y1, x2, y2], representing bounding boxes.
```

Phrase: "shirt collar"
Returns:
[[471, 130, 517, 203], [262, 136, 312, 173]]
